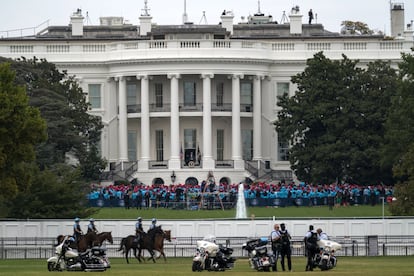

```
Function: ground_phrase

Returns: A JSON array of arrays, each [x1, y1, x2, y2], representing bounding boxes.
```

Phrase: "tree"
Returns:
[[341, 21, 374, 35], [275, 52, 395, 184], [0, 62, 47, 200], [7, 57, 106, 179], [8, 164, 96, 219], [384, 52, 414, 216]]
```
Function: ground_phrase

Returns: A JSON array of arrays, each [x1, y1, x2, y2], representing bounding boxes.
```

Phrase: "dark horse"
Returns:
[[56, 232, 99, 252], [118, 226, 171, 264], [96, 231, 114, 246]]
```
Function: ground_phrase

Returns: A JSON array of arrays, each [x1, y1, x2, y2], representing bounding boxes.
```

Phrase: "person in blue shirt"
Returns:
[[73, 217, 83, 242], [87, 218, 98, 233]]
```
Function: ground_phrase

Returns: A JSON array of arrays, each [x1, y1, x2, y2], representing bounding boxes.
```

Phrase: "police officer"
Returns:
[[87, 218, 98, 233], [270, 224, 281, 271], [149, 218, 157, 231], [317, 228, 329, 240], [279, 223, 292, 272], [73, 217, 83, 242], [304, 225, 319, 271], [135, 217, 144, 235]]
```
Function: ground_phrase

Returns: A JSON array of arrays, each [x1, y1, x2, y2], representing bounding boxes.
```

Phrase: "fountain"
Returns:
[[236, 183, 247, 219]]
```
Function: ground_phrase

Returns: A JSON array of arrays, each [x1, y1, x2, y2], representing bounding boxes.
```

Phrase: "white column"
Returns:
[[201, 74, 215, 169], [253, 75, 263, 161], [117, 76, 128, 163], [138, 75, 150, 170], [231, 74, 244, 169], [168, 74, 181, 169]]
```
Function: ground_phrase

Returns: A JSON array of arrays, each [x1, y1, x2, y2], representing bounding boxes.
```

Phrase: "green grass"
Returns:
[[1, 256, 413, 275], [91, 205, 391, 220]]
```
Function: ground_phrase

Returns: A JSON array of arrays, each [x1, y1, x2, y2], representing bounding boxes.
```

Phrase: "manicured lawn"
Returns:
[[0, 256, 413, 275], [92, 204, 391, 220]]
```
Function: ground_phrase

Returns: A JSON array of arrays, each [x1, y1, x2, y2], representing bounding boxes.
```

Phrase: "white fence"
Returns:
[[1, 218, 414, 239]]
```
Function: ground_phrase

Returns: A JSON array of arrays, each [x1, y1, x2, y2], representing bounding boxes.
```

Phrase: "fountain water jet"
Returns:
[[236, 183, 247, 219]]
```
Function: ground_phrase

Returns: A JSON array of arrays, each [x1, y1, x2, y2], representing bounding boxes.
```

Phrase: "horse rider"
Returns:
[[87, 218, 98, 233], [149, 218, 157, 231], [135, 217, 144, 235], [73, 217, 83, 243], [304, 225, 319, 271]]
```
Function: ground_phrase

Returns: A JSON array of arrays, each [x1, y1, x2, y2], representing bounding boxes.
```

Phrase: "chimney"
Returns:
[[139, 0, 152, 36], [221, 11, 234, 35], [404, 21, 413, 41], [289, 6, 302, 35], [70, 9, 84, 36], [139, 15, 152, 36], [390, 2, 405, 37]]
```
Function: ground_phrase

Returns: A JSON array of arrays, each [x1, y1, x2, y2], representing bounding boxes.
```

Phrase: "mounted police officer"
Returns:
[[135, 217, 144, 235], [304, 225, 319, 271], [149, 218, 157, 231], [73, 217, 83, 243], [87, 218, 98, 233]]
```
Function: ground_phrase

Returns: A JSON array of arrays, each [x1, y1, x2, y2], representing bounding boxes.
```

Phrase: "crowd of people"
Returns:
[[88, 181, 394, 209]]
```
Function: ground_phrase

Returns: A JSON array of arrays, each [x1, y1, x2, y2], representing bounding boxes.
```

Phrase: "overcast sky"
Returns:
[[1, 0, 413, 36]]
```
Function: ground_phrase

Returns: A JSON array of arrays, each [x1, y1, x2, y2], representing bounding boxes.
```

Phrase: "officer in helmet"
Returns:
[[87, 218, 98, 233], [149, 218, 157, 231], [73, 217, 83, 242], [135, 217, 144, 235]]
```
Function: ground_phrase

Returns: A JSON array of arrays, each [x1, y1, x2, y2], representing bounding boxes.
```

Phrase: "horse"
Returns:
[[137, 226, 171, 263], [118, 226, 171, 264], [56, 232, 98, 252], [96, 231, 113, 246], [118, 235, 145, 264], [138, 228, 171, 262]]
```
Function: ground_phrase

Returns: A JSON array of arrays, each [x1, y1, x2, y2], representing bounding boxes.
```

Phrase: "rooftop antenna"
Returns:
[[257, 0, 261, 14], [182, 0, 188, 24], [199, 11, 208, 24], [280, 11, 289, 23], [142, 0, 150, 16]]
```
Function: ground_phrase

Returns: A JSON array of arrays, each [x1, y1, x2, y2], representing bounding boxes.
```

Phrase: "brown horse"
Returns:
[[138, 228, 171, 262], [56, 232, 98, 252], [118, 226, 171, 264], [96, 231, 113, 246]]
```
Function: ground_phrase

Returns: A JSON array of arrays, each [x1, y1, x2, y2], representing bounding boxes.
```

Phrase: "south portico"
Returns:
[[104, 71, 267, 184]]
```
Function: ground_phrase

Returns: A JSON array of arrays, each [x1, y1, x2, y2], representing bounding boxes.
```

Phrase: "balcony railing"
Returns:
[[126, 103, 252, 113]]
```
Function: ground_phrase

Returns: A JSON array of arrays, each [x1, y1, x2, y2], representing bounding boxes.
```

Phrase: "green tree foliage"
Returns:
[[6, 57, 106, 180], [8, 164, 95, 219], [341, 21, 374, 35], [0, 63, 47, 200], [275, 52, 395, 185], [385, 52, 414, 216]]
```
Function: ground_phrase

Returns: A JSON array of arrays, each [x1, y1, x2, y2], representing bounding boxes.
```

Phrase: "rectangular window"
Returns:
[[128, 131, 137, 161], [184, 81, 196, 106], [242, 129, 253, 161], [88, 84, 101, 109], [155, 83, 163, 108], [278, 135, 290, 161], [217, 129, 224, 161], [240, 82, 253, 105], [216, 82, 224, 106], [127, 84, 137, 112], [156, 130, 164, 161], [276, 82, 289, 105]]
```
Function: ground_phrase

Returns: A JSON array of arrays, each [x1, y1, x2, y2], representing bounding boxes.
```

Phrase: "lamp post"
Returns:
[[171, 171, 176, 184]]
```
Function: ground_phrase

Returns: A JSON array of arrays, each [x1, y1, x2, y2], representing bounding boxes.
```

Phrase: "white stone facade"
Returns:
[[0, 7, 413, 186]]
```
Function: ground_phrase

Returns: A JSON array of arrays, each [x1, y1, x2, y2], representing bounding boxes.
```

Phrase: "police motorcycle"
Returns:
[[242, 238, 276, 272], [47, 236, 107, 272], [192, 235, 236, 272], [312, 239, 342, 271]]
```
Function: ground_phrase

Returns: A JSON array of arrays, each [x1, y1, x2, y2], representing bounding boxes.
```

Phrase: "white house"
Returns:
[[0, 2, 413, 186]]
